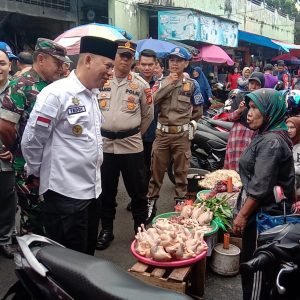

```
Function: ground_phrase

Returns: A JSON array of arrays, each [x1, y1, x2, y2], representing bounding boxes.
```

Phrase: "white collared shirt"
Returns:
[[21, 71, 103, 199]]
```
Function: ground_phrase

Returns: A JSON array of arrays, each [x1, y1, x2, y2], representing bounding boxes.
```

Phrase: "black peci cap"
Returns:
[[80, 36, 118, 60]]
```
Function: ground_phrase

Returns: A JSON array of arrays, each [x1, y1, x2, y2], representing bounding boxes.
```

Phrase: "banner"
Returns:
[[158, 10, 238, 47]]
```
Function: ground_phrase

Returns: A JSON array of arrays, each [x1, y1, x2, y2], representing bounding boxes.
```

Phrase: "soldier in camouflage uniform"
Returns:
[[0, 38, 69, 235]]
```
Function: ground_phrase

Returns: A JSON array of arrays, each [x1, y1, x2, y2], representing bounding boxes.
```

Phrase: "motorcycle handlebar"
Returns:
[[276, 262, 298, 295]]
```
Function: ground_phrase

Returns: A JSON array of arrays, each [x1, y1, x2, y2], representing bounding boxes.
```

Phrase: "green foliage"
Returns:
[[265, 0, 299, 42], [265, 0, 298, 17], [196, 196, 233, 231]]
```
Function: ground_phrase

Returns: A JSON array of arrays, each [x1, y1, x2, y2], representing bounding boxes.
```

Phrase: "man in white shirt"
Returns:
[[21, 36, 118, 254]]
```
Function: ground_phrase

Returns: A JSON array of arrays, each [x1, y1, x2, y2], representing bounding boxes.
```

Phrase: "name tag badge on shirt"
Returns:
[[72, 124, 83, 136], [68, 105, 86, 115]]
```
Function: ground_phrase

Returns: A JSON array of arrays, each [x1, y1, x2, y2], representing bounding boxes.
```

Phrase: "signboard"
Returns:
[[158, 10, 238, 47]]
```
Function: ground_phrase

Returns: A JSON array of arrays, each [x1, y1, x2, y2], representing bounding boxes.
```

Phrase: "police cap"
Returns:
[[168, 47, 192, 61], [0, 41, 18, 60], [116, 39, 137, 55]]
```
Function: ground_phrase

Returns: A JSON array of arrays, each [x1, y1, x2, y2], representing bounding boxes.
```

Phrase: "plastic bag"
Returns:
[[256, 211, 300, 233]]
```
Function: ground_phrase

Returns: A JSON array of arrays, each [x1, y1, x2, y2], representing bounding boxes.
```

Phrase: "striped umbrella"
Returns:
[[54, 23, 127, 55]]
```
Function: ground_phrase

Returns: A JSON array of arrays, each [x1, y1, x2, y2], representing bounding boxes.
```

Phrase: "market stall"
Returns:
[[130, 169, 242, 297]]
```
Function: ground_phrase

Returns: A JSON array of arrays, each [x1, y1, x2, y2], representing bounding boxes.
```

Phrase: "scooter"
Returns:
[[240, 186, 300, 300], [167, 116, 232, 184], [3, 234, 192, 300]]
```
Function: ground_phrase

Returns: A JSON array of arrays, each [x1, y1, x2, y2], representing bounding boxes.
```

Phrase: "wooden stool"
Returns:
[[128, 258, 206, 299]]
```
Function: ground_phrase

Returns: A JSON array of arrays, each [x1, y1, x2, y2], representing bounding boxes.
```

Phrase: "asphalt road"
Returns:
[[0, 175, 242, 299]]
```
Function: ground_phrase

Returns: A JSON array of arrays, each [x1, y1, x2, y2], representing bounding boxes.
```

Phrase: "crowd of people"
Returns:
[[1, 35, 300, 300], [0, 37, 204, 258], [225, 60, 294, 91]]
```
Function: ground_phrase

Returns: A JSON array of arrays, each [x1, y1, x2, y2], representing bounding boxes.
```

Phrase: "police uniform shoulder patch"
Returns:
[[127, 73, 133, 81], [183, 82, 191, 92], [134, 73, 148, 86], [144, 88, 153, 105]]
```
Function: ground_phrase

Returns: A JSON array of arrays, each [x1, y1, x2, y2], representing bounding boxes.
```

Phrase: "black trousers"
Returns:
[[143, 141, 153, 185], [100, 152, 148, 230], [0, 171, 17, 245], [42, 190, 100, 255], [241, 215, 259, 300]]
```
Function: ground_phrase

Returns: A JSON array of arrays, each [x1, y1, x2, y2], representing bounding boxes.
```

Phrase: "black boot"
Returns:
[[96, 229, 114, 250], [145, 198, 157, 225]]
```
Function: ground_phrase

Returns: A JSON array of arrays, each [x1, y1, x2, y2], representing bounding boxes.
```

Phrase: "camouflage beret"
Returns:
[[35, 38, 69, 63]]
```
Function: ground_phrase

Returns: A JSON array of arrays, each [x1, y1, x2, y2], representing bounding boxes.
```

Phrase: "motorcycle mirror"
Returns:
[[273, 186, 287, 204]]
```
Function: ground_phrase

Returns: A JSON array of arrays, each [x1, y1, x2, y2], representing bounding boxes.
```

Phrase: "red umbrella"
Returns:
[[271, 53, 300, 64], [193, 45, 234, 66]]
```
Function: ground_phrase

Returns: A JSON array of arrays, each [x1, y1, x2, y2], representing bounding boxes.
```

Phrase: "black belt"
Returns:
[[101, 126, 140, 140]]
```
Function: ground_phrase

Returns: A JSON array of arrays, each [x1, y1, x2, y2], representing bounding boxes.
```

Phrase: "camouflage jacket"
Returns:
[[0, 68, 48, 173]]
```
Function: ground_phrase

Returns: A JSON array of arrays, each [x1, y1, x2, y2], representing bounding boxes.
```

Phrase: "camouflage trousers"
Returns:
[[15, 170, 45, 235]]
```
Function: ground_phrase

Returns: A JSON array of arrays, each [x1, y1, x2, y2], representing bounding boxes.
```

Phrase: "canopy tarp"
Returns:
[[238, 30, 289, 52]]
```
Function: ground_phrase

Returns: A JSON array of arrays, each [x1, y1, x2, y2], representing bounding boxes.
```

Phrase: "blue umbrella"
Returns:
[[136, 38, 177, 58]]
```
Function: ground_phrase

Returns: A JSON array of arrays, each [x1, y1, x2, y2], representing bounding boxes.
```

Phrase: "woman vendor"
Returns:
[[233, 88, 295, 300]]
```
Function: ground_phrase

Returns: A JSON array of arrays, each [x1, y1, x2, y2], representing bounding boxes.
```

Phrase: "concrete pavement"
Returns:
[[0, 175, 242, 299]]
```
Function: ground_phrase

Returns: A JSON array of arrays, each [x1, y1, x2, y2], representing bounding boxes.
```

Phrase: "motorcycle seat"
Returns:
[[197, 123, 229, 141], [36, 245, 192, 300], [207, 119, 233, 131]]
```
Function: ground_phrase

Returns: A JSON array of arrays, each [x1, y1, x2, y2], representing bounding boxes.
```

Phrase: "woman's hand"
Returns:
[[233, 213, 248, 236], [237, 100, 246, 113]]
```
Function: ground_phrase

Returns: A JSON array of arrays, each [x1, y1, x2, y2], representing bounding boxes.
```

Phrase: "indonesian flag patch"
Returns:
[[36, 116, 51, 127]]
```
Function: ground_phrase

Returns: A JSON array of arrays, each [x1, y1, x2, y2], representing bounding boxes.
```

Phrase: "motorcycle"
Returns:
[[3, 234, 192, 300], [240, 186, 300, 300], [167, 116, 233, 184], [211, 82, 230, 102]]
